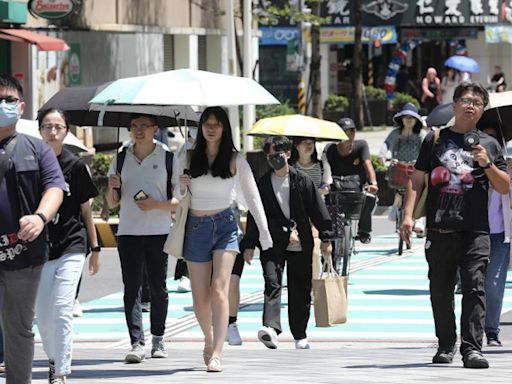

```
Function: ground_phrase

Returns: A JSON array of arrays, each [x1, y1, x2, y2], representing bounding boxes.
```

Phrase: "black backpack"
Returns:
[[116, 147, 174, 199]]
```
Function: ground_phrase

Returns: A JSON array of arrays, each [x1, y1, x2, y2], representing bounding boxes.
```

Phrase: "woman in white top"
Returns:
[[177, 107, 272, 372], [441, 68, 461, 105]]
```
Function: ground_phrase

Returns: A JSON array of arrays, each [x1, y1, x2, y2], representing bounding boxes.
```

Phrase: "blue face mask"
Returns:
[[0, 100, 20, 127]]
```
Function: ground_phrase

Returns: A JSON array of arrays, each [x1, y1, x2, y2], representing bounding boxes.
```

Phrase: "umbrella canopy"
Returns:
[[444, 56, 480, 73], [248, 115, 349, 141], [426, 102, 453, 127], [39, 84, 198, 128], [89, 69, 280, 107], [476, 91, 512, 142], [16, 119, 89, 154]]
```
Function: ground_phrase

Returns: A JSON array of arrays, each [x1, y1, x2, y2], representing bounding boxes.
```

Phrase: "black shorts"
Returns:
[[231, 253, 245, 277]]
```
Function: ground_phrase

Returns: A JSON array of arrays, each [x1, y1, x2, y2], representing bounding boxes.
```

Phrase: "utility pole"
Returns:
[[297, 0, 306, 114], [226, 0, 241, 150], [310, 0, 321, 118], [242, 0, 254, 151], [352, 0, 364, 129]]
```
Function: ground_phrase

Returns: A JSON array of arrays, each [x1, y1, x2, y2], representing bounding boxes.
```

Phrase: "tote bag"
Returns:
[[163, 191, 190, 259], [312, 257, 348, 327]]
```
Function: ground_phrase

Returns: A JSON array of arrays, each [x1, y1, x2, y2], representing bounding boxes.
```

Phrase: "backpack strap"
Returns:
[[116, 146, 173, 200]]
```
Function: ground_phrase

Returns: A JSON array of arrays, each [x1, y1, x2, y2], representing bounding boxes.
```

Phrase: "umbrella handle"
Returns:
[[97, 99, 115, 127]]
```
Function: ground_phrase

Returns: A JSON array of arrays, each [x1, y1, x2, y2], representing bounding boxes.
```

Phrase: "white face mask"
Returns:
[[0, 100, 20, 127]]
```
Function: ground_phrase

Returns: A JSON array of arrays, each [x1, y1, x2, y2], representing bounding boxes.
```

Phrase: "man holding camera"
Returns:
[[106, 114, 177, 363], [401, 82, 510, 369]]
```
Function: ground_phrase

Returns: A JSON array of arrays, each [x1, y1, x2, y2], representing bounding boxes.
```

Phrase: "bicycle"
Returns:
[[386, 160, 415, 255], [326, 175, 366, 275]]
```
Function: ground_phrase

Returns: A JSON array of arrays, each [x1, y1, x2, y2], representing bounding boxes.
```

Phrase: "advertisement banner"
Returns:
[[67, 43, 81, 85], [485, 25, 512, 43]]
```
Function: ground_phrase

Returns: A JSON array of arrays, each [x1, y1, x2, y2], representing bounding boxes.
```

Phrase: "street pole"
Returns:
[[243, 0, 254, 151], [297, 0, 306, 114], [226, 0, 241, 150]]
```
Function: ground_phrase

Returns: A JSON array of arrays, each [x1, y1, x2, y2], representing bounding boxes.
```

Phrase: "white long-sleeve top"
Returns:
[[173, 152, 273, 250]]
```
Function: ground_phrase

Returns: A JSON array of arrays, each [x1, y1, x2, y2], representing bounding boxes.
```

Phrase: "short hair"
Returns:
[[129, 113, 157, 126], [263, 136, 292, 154], [453, 81, 489, 107], [37, 108, 69, 131], [0, 73, 24, 100]]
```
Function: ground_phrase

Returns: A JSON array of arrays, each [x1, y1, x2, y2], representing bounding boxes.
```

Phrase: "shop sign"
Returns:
[[320, 26, 396, 45], [67, 43, 81, 85], [401, 28, 478, 41], [486, 25, 512, 43], [260, 27, 299, 46], [28, 0, 75, 20]]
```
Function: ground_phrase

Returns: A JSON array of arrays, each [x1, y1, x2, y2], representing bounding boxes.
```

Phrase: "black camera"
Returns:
[[463, 131, 480, 150]]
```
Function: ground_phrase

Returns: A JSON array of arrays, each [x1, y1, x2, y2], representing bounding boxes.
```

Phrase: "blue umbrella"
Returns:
[[444, 56, 480, 73]]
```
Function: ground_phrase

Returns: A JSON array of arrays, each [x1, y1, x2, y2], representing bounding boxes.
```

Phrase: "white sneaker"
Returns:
[[125, 344, 145, 363], [257, 326, 278, 349], [151, 336, 168, 358], [177, 276, 191, 293], [295, 338, 311, 349], [72, 299, 83, 317], [227, 323, 242, 346]]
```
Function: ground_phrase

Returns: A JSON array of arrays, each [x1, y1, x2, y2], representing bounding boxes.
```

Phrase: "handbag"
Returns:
[[163, 191, 190, 259], [312, 256, 348, 327]]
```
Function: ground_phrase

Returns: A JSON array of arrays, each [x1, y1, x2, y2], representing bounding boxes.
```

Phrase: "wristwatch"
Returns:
[[35, 212, 48, 225], [481, 161, 492, 169], [91, 246, 101, 252]]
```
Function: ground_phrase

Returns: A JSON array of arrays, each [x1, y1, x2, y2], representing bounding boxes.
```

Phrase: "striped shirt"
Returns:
[[295, 162, 323, 188]]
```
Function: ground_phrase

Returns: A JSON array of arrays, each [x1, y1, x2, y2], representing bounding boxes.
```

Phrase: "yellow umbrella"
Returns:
[[248, 114, 348, 141]]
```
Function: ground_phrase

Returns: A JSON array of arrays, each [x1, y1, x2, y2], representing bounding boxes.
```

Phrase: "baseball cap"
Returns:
[[337, 117, 356, 131]]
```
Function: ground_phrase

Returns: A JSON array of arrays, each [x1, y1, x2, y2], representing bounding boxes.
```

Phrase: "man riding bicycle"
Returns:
[[322, 118, 378, 244]]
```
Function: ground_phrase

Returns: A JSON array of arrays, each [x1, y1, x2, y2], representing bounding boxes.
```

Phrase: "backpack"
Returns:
[[116, 147, 174, 200]]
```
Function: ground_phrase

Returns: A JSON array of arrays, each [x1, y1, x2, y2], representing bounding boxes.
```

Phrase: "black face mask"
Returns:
[[267, 153, 287, 170]]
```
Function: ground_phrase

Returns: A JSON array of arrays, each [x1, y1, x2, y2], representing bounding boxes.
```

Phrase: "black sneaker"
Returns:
[[432, 347, 455, 364], [486, 333, 502, 347], [462, 350, 489, 369], [358, 232, 371, 244]]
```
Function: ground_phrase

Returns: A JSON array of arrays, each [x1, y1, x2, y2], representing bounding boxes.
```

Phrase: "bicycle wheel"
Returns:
[[397, 207, 404, 255]]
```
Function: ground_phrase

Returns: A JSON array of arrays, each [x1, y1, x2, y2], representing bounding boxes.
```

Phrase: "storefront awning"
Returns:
[[0, 29, 69, 51]]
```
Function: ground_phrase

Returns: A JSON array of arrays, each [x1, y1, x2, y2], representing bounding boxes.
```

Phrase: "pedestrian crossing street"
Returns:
[[34, 234, 512, 345]]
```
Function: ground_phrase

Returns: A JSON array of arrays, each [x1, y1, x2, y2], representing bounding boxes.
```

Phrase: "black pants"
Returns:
[[358, 193, 376, 235], [260, 248, 312, 340], [118, 235, 169, 346], [425, 231, 489, 355]]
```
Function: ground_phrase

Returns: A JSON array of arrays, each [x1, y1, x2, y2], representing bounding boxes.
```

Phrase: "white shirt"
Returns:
[[108, 142, 178, 236], [174, 153, 273, 250]]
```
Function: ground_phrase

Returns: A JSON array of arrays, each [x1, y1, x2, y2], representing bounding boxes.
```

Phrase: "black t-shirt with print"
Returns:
[[415, 128, 507, 232], [48, 148, 98, 260], [326, 140, 370, 185]]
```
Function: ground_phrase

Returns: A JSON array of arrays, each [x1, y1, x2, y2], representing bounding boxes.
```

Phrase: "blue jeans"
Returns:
[[485, 233, 510, 335]]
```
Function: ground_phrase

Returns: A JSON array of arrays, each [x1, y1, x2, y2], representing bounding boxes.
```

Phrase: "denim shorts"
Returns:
[[183, 208, 239, 263]]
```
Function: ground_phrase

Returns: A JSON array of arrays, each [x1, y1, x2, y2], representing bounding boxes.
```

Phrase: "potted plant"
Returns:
[[323, 94, 349, 123], [363, 85, 387, 126]]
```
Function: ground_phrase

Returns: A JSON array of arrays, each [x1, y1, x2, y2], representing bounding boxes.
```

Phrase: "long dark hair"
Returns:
[[189, 107, 237, 179], [289, 136, 319, 165], [37, 108, 70, 131]]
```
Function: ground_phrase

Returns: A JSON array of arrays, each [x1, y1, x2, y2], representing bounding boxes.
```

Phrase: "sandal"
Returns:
[[203, 344, 213, 366], [207, 356, 222, 372]]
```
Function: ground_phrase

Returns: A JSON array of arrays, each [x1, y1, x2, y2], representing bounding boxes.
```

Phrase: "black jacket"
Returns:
[[241, 166, 333, 255]]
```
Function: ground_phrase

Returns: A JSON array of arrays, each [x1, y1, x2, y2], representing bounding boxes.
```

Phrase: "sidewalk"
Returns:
[[31, 339, 512, 383]]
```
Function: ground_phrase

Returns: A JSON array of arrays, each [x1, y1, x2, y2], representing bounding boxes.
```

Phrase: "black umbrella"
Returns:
[[38, 83, 199, 128], [425, 103, 453, 127], [477, 106, 512, 142]]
